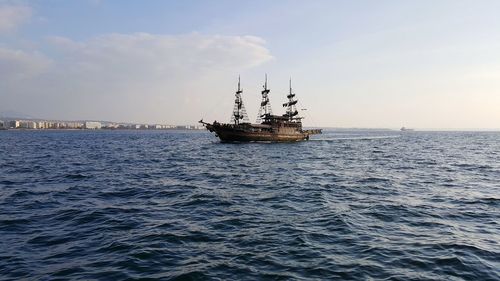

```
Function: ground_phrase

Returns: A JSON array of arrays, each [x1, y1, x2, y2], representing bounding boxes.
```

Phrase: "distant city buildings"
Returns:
[[9, 120, 20, 129], [84, 121, 102, 130], [0, 118, 204, 131], [3, 120, 85, 129]]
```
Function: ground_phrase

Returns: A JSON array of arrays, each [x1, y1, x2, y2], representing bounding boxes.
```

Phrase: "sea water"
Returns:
[[0, 130, 498, 280]]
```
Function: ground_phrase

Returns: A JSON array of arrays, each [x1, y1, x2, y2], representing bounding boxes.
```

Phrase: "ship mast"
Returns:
[[256, 74, 273, 123], [283, 77, 299, 121], [230, 76, 250, 125]]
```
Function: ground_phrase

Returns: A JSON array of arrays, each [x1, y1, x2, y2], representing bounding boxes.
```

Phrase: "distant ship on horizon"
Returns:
[[200, 76, 321, 142], [400, 126, 415, 132]]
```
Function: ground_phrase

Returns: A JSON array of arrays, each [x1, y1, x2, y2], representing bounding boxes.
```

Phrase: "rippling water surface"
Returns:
[[1, 130, 499, 280]]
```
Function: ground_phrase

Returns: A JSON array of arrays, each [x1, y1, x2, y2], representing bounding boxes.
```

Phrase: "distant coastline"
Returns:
[[1, 117, 498, 132], [0, 117, 204, 131]]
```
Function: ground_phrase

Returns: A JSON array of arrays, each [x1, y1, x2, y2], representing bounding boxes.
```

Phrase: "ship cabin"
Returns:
[[260, 113, 303, 129]]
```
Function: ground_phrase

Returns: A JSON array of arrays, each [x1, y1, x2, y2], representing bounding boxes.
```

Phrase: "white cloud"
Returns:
[[1, 33, 273, 123], [0, 47, 52, 81], [49, 33, 272, 74], [0, 4, 32, 33]]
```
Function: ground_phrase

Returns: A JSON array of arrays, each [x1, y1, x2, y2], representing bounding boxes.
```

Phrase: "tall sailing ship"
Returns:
[[199, 76, 321, 142]]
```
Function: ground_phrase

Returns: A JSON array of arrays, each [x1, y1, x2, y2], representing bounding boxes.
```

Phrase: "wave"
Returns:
[[311, 135, 400, 141]]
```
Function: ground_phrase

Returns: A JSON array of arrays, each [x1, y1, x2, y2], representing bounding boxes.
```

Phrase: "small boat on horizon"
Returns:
[[400, 126, 414, 132]]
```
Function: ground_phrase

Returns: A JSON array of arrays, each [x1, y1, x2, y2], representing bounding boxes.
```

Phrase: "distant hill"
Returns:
[[0, 110, 37, 120]]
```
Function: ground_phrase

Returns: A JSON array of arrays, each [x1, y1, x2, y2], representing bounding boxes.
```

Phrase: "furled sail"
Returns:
[[284, 78, 300, 120], [256, 74, 273, 123], [283, 100, 298, 107], [230, 76, 250, 124]]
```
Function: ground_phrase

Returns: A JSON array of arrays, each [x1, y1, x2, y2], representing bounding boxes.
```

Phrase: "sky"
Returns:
[[1, 0, 499, 129]]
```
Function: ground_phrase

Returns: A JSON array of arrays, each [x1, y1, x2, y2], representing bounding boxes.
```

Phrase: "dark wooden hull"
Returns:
[[205, 123, 321, 142]]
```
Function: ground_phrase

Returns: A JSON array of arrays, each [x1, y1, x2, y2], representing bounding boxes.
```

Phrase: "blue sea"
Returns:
[[0, 130, 499, 280]]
